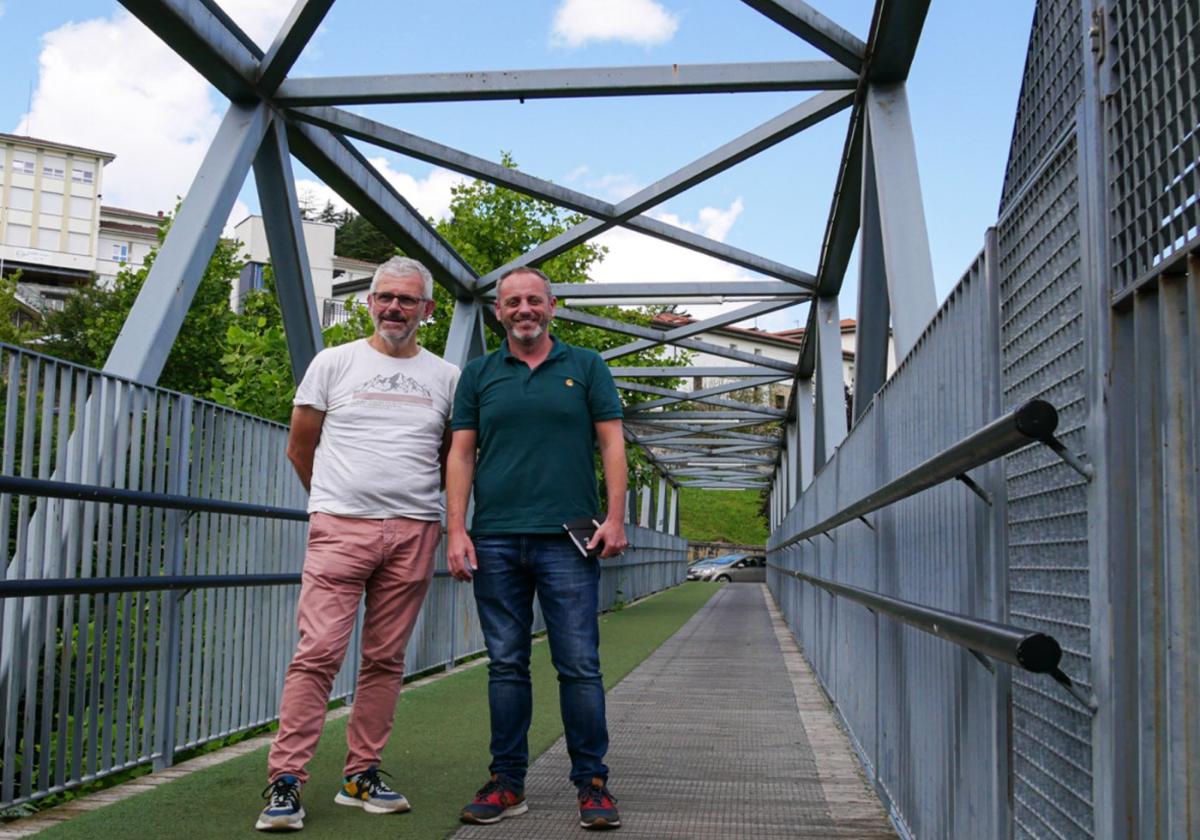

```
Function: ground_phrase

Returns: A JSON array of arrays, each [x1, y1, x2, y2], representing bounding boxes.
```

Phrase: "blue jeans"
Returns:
[[472, 534, 608, 788]]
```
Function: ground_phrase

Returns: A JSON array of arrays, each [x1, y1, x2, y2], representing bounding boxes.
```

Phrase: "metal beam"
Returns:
[[256, 0, 336, 95], [610, 367, 787, 379], [740, 0, 867, 72], [276, 61, 857, 105], [477, 91, 853, 291], [286, 121, 479, 298], [616, 376, 788, 409], [117, 0, 260, 101], [852, 120, 891, 419], [601, 298, 799, 361], [865, 0, 931, 83], [624, 409, 776, 420], [443, 299, 489, 369], [549, 281, 809, 300], [105, 102, 270, 384], [554, 307, 797, 371], [866, 83, 937, 360], [288, 106, 816, 286], [253, 118, 324, 384], [813, 296, 847, 464]]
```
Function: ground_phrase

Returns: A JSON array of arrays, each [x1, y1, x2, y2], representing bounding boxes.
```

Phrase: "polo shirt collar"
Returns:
[[499, 335, 568, 363]]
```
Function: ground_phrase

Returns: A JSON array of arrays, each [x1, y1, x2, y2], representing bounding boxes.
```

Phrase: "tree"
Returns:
[[0, 271, 44, 347], [38, 209, 241, 395], [335, 213, 396, 264]]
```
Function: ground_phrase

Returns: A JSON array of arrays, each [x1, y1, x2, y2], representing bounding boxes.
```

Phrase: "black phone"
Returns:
[[562, 516, 602, 559]]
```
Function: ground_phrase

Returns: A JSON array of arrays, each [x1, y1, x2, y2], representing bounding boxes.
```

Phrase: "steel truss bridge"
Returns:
[[1, 1, 1197, 838]]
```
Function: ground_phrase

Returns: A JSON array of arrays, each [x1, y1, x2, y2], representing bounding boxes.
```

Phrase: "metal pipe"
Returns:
[[0, 475, 309, 521], [773, 566, 1063, 674], [0, 569, 457, 598], [771, 399, 1058, 550]]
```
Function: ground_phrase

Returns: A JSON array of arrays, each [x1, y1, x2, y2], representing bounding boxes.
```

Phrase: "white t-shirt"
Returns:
[[294, 339, 460, 519]]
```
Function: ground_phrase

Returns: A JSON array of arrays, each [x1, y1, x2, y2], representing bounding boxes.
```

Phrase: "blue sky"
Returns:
[[0, 0, 1036, 330]]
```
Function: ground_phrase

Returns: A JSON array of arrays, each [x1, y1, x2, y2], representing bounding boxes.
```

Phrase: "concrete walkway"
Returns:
[[454, 584, 896, 839]]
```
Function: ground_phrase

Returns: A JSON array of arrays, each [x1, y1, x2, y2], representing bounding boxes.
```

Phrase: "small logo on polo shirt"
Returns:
[[565, 378, 575, 387]]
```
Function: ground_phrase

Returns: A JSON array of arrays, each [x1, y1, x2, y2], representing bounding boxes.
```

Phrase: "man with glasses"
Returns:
[[446, 266, 628, 831], [256, 256, 459, 832]]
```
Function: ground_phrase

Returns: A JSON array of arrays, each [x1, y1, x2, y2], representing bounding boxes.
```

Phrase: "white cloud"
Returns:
[[294, 160, 465, 225], [218, 0, 294, 48], [14, 4, 293, 219], [551, 0, 679, 47], [586, 198, 789, 322], [16, 13, 219, 214]]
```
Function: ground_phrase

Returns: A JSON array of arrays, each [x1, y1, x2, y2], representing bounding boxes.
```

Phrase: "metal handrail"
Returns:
[[771, 399, 1065, 551], [0, 571, 474, 598], [0, 475, 309, 521], [769, 564, 1096, 710]]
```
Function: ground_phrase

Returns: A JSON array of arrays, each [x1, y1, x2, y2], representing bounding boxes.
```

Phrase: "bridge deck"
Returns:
[[455, 584, 895, 839]]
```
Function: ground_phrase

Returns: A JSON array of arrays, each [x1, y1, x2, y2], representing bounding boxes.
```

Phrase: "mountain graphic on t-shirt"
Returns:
[[354, 372, 433, 399]]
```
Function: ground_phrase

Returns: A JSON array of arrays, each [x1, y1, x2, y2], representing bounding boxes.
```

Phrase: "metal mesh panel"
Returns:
[[1106, 0, 1200, 293], [998, 136, 1094, 840], [769, 257, 1005, 840], [1000, 0, 1083, 211]]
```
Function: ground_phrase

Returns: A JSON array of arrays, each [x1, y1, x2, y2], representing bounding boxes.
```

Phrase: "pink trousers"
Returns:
[[268, 512, 441, 783]]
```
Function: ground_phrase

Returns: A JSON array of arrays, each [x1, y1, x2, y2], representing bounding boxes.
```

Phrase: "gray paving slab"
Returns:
[[453, 584, 896, 839]]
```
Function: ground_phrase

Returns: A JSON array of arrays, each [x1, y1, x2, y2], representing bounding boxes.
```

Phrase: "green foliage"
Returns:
[[335, 213, 397, 264], [0, 271, 43, 347], [432, 153, 688, 489], [207, 281, 376, 424], [677, 487, 768, 545], [38, 209, 241, 395]]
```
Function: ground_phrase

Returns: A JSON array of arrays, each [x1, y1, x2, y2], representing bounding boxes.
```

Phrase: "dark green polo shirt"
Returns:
[[451, 337, 623, 535]]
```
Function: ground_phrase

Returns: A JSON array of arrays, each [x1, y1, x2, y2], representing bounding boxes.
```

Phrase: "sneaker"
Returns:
[[577, 777, 620, 830], [256, 775, 304, 831], [459, 774, 528, 824], [334, 767, 411, 814]]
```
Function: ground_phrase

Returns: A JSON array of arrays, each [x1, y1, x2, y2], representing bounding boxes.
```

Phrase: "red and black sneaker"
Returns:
[[460, 775, 528, 825], [577, 777, 621, 830]]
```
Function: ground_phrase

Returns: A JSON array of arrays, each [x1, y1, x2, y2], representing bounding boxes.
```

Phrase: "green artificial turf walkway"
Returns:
[[33, 582, 719, 840]]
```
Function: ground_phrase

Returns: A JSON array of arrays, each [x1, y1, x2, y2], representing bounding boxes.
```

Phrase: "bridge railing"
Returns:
[[0, 344, 687, 809]]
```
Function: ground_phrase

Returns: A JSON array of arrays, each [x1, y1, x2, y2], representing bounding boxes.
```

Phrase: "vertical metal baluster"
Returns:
[[115, 387, 144, 769], [102, 381, 131, 771], [154, 396, 191, 770], [0, 352, 24, 803]]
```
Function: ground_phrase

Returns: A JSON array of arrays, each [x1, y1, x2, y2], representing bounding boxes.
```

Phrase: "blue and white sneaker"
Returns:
[[256, 775, 304, 831], [334, 767, 411, 814]]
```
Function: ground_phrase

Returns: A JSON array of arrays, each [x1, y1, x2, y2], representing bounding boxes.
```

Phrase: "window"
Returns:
[[8, 187, 33, 211], [40, 192, 63, 216], [248, 263, 266, 290], [4, 224, 30, 247], [12, 159, 35, 176], [69, 196, 92, 219], [71, 167, 94, 184], [42, 165, 65, 180], [67, 232, 90, 256], [37, 228, 60, 250], [112, 243, 129, 263]]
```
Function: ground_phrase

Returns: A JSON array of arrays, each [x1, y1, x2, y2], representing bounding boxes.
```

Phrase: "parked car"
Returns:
[[685, 557, 726, 581], [699, 553, 766, 583]]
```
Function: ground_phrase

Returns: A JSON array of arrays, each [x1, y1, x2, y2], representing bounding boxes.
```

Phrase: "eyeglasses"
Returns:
[[372, 292, 428, 309]]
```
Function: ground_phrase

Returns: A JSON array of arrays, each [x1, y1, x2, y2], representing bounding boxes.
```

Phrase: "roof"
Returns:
[[0, 132, 116, 162], [332, 255, 379, 271], [101, 205, 164, 222], [650, 311, 804, 347], [99, 220, 160, 238]]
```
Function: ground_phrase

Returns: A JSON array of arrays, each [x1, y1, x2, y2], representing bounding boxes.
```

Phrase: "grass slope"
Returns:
[[678, 487, 767, 545], [33, 583, 718, 840]]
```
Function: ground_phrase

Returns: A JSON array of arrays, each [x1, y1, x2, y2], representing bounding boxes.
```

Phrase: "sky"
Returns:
[[0, 0, 1036, 332]]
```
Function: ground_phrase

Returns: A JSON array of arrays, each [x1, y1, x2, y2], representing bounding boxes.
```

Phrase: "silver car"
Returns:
[[700, 554, 766, 583]]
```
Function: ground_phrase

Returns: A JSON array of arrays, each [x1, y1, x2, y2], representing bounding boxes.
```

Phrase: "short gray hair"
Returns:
[[496, 266, 553, 299], [371, 256, 434, 298]]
